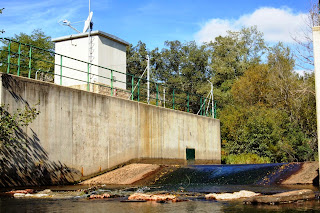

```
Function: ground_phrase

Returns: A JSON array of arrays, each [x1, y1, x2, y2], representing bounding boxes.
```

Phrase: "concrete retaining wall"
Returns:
[[0, 74, 221, 186]]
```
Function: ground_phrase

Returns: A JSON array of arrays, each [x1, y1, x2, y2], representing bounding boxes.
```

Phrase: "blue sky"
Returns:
[[0, 0, 313, 51]]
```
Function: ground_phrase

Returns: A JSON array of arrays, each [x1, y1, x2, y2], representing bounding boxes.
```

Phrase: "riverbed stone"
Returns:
[[243, 189, 315, 205], [205, 190, 260, 200]]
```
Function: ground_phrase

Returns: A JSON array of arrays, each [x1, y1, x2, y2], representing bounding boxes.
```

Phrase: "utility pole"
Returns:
[[147, 55, 150, 104]]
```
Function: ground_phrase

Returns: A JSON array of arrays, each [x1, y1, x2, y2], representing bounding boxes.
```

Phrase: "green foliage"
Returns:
[[126, 27, 317, 163], [126, 41, 148, 80], [127, 40, 211, 113], [0, 104, 39, 147], [0, 29, 54, 79], [207, 26, 266, 108], [151, 40, 211, 112], [222, 153, 271, 164], [221, 42, 316, 163]]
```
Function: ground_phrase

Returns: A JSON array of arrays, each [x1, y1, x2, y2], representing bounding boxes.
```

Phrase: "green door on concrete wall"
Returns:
[[186, 148, 195, 162]]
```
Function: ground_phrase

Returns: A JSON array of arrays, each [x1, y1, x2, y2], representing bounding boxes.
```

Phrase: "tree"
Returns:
[[150, 40, 211, 112], [0, 29, 54, 79], [222, 42, 317, 162], [125, 27, 317, 163], [208, 26, 265, 86], [231, 64, 270, 106], [207, 26, 266, 108], [0, 104, 39, 147], [126, 41, 148, 80], [0, 8, 4, 34], [292, 0, 319, 70]]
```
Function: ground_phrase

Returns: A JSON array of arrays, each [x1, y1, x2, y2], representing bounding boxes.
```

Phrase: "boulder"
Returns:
[[244, 189, 315, 205], [128, 193, 178, 202], [205, 190, 260, 200]]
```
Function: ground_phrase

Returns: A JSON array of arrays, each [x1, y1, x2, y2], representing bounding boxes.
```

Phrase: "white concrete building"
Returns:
[[52, 31, 129, 90]]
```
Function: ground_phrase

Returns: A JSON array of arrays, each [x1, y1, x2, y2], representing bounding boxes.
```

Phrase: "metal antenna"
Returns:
[[59, 20, 81, 33], [86, 0, 94, 89]]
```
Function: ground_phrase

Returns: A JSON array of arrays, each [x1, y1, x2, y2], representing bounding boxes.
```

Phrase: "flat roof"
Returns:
[[52, 30, 130, 46]]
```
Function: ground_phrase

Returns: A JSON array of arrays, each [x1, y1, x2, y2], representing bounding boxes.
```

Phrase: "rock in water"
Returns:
[[128, 193, 178, 202], [244, 189, 315, 205], [205, 190, 260, 200], [13, 193, 26, 198]]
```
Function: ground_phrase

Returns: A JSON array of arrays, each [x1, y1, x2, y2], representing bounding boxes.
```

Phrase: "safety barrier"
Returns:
[[0, 38, 216, 117]]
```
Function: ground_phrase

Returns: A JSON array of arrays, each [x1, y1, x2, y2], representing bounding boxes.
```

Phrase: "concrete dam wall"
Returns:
[[0, 74, 221, 186]]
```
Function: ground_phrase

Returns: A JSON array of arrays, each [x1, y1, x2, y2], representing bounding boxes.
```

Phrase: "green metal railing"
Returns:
[[0, 38, 217, 118]]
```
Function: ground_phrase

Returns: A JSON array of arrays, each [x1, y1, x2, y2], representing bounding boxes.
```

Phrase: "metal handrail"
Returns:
[[0, 37, 217, 118]]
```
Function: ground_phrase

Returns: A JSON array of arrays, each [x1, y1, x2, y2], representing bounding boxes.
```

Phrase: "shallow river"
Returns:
[[2, 194, 320, 213], [1, 184, 320, 213], [1, 163, 320, 212]]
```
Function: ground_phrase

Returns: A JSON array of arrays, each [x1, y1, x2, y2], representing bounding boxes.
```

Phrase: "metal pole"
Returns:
[[203, 98, 206, 116], [200, 98, 202, 115], [147, 55, 150, 104], [137, 80, 140, 102], [28, 46, 32, 78], [60, 55, 63, 85], [87, 62, 90, 91], [172, 89, 175, 110], [216, 102, 218, 118], [87, 0, 92, 87], [187, 93, 190, 112], [131, 75, 134, 101], [208, 80, 214, 118], [156, 83, 159, 106], [111, 70, 113, 96], [7, 41, 11, 74], [17, 43, 21, 76], [163, 88, 166, 108]]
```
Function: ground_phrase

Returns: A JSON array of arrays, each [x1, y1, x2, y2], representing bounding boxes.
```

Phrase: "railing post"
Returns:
[[60, 55, 63, 85], [200, 97, 202, 115], [163, 88, 166, 108], [28, 46, 32, 78], [7, 41, 11, 74], [187, 93, 190, 112], [17, 43, 21, 76], [156, 83, 159, 106], [87, 62, 90, 91], [172, 89, 175, 110], [111, 70, 113, 96], [137, 79, 140, 102], [214, 101, 217, 118], [131, 75, 134, 101], [203, 98, 206, 116]]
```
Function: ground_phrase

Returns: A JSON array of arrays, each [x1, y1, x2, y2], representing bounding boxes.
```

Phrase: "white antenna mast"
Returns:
[[85, 0, 94, 89]]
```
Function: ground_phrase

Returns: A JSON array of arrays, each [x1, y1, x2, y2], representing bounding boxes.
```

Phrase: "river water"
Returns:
[[1, 163, 320, 212], [2, 194, 320, 213]]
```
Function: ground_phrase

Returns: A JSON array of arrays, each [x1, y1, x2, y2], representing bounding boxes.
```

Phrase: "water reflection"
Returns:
[[3, 198, 320, 213]]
